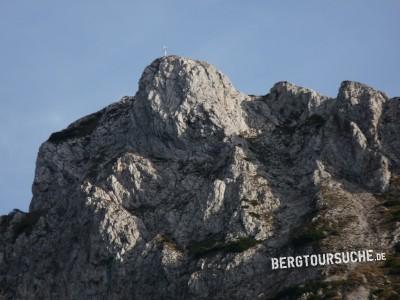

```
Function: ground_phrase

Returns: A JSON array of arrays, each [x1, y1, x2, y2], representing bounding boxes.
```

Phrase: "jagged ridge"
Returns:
[[1, 56, 400, 299]]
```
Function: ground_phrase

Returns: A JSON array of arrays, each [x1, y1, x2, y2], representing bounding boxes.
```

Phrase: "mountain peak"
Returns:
[[1, 57, 399, 299], [136, 56, 248, 138], [138, 55, 236, 96], [338, 80, 389, 100]]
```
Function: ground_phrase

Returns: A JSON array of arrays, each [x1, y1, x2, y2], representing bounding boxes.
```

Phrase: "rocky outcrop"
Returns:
[[1, 55, 399, 299]]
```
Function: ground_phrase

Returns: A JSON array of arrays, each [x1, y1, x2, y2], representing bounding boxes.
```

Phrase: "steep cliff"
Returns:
[[1, 56, 400, 299]]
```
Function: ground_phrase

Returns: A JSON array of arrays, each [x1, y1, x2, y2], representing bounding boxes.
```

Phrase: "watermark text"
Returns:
[[271, 250, 386, 270]]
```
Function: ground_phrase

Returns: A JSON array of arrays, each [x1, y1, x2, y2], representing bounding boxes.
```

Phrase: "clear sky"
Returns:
[[0, 1, 399, 214]]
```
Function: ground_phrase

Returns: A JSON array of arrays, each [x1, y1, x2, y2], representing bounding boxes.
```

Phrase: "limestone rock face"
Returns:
[[1, 56, 399, 299]]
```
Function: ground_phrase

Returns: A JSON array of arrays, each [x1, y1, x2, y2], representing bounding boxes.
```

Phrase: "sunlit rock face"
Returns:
[[1, 56, 399, 299]]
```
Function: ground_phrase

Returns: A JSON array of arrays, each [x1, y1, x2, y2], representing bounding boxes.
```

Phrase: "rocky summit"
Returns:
[[1, 56, 400, 299]]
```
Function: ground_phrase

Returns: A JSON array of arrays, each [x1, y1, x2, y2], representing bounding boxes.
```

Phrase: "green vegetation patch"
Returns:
[[248, 212, 261, 219], [159, 235, 181, 251], [377, 176, 400, 203], [248, 199, 260, 206], [271, 280, 342, 300], [272, 275, 371, 300], [225, 237, 260, 252], [188, 237, 260, 258], [379, 191, 400, 208], [371, 288, 400, 300], [292, 225, 337, 247], [376, 176, 400, 223], [385, 255, 400, 275], [389, 210, 400, 222], [369, 252, 400, 299], [394, 242, 400, 254]]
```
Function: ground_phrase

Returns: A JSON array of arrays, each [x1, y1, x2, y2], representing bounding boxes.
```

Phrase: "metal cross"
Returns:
[[163, 46, 168, 57]]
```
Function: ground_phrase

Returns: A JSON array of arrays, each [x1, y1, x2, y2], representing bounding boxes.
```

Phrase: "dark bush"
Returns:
[[188, 237, 260, 258]]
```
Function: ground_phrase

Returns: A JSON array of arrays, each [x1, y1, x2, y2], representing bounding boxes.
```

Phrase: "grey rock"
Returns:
[[1, 55, 399, 299]]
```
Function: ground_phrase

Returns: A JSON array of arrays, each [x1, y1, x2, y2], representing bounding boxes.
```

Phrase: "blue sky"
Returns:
[[0, 1, 399, 214]]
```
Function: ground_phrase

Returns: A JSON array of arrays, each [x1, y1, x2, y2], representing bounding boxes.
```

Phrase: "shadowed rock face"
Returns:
[[1, 56, 399, 299]]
